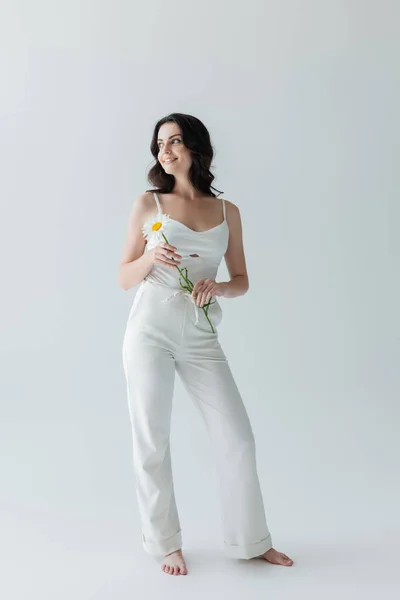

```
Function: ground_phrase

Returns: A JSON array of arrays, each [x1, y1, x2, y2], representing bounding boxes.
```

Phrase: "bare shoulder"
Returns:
[[128, 190, 157, 222], [133, 190, 155, 212], [222, 198, 242, 228], [222, 198, 240, 215]]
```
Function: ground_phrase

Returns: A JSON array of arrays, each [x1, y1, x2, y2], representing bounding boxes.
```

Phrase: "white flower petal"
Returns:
[[141, 212, 171, 240]]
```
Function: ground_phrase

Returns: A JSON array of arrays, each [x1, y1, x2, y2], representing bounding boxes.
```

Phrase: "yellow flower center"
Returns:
[[152, 221, 162, 231]]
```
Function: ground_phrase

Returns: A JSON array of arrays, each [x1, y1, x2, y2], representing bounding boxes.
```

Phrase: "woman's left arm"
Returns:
[[219, 200, 249, 298]]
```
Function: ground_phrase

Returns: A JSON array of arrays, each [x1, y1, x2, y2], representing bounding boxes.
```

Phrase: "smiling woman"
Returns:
[[147, 113, 223, 197], [119, 112, 293, 576]]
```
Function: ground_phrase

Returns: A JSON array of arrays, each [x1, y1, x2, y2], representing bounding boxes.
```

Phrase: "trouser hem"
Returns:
[[224, 533, 273, 559], [142, 530, 182, 556]]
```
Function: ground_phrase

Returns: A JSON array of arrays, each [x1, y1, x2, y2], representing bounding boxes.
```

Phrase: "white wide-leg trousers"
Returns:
[[122, 280, 273, 559]]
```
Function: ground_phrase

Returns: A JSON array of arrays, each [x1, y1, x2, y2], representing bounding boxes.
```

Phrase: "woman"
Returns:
[[119, 113, 293, 576]]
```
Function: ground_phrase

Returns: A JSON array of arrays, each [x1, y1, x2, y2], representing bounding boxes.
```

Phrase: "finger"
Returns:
[[156, 250, 169, 261], [204, 290, 213, 305], [161, 243, 180, 256], [156, 259, 178, 267], [192, 280, 205, 296], [204, 289, 214, 306], [161, 242, 177, 250], [163, 249, 182, 261], [171, 247, 182, 259], [198, 287, 209, 305], [198, 289, 210, 307], [155, 255, 180, 267], [196, 287, 206, 305]]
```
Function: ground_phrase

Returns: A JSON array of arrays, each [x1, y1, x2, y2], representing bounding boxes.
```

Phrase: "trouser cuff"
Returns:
[[142, 530, 182, 556], [224, 533, 273, 559]]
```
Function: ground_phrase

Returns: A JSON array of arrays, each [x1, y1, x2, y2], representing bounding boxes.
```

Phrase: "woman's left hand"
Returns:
[[191, 279, 227, 307]]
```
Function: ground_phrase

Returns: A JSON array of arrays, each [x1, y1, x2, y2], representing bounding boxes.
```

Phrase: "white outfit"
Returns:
[[122, 192, 273, 559]]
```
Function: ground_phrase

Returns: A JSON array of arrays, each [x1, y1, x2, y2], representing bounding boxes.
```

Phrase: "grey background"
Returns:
[[1, 0, 399, 598]]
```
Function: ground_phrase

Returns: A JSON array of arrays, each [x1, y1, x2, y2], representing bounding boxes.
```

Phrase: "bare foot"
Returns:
[[259, 547, 294, 566], [161, 549, 188, 575]]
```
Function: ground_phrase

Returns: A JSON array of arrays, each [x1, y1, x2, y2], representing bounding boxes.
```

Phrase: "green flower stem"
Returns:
[[162, 232, 215, 333]]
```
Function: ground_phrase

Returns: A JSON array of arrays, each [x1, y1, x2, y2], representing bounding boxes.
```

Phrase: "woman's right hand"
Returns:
[[151, 242, 182, 267]]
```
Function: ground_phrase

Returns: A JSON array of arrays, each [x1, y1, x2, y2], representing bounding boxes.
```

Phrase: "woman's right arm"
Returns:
[[118, 193, 182, 290]]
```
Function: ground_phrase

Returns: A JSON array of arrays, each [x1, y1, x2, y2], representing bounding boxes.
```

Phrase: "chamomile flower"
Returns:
[[141, 213, 171, 242]]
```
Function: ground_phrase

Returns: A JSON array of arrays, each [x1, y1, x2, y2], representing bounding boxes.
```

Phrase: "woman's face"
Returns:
[[157, 122, 192, 176]]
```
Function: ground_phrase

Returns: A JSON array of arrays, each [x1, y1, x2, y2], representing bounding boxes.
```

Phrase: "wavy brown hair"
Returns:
[[146, 113, 223, 197]]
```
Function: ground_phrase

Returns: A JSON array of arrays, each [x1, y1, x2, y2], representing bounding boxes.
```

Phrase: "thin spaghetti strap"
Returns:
[[152, 191, 162, 214], [221, 197, 226, 221]]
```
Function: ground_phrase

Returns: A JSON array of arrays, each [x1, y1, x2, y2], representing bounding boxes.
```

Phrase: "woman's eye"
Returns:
[[157, 138, 181, 149]]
